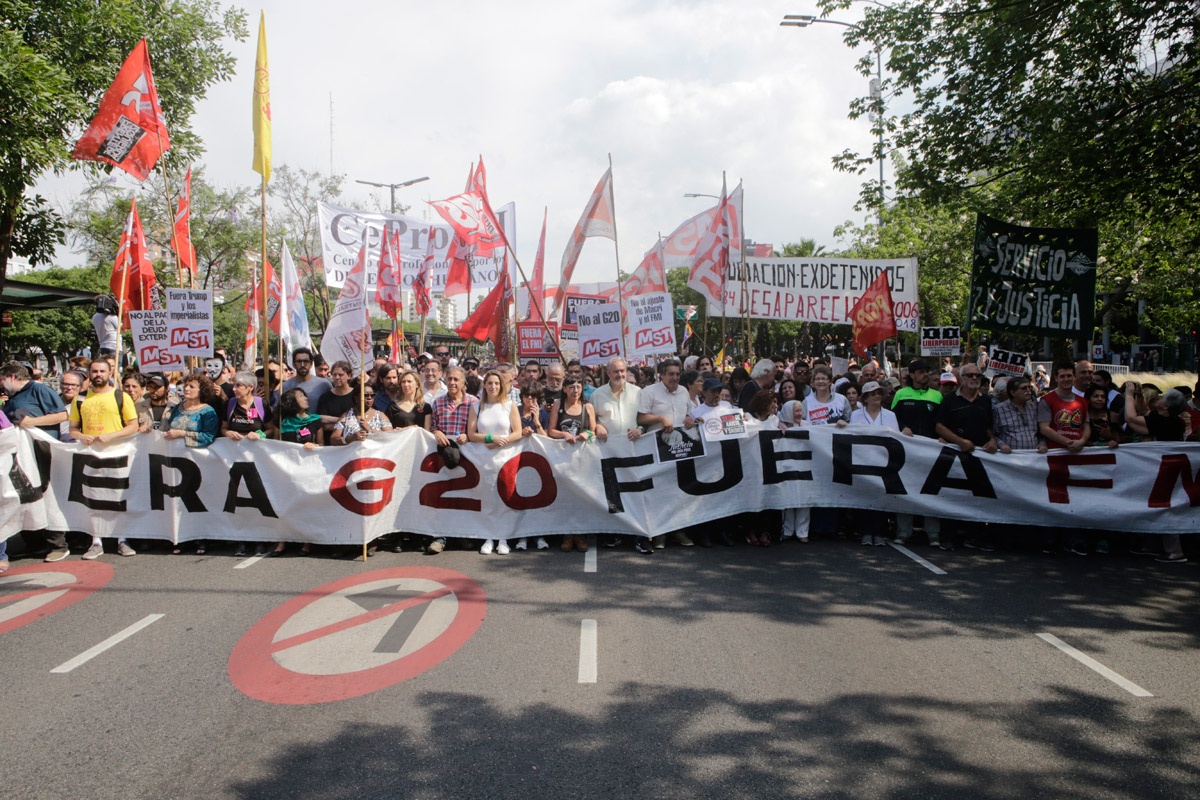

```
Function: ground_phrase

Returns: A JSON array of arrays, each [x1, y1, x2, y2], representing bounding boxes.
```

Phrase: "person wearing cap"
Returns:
[[938, 371, 958, 400], [849, 380, 899, 545], [891, 359, 945, 548], [142, 374, 178, 432]]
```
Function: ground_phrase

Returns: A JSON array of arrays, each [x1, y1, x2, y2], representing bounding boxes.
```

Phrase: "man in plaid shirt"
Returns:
[[993, 376, 1047, 453], [432, 366, 477, 447]]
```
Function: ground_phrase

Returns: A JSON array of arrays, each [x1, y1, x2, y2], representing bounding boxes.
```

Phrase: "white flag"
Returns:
[[319, 245, 373, 376], [554, 166, 616, 315], [280, 243, 313, 359]]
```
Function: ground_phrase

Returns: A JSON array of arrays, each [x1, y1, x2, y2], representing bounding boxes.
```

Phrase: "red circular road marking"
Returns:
[[228, 567, 486, 705], [0, 561, 115, 635]]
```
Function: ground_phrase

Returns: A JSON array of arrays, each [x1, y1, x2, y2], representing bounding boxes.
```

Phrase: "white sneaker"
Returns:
[[117, 542, 136, 557], [479, 539, 494, 555], [515, 538, 528, 551], [536, 537, 549, 550], [82, 541, 103, 560], [496, 540, 511, 555]]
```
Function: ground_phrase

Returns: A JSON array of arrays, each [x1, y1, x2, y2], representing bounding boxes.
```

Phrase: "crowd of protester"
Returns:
[[0, 344, 1197, 575]]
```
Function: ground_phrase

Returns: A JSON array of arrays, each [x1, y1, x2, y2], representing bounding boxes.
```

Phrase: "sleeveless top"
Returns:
[[476, 400, 514, 436], [387, 401, 431, 429], [557, 404, 587, 436]]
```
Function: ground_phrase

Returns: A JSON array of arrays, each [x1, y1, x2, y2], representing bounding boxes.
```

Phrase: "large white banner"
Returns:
[[317, 201, 515, 293], [716, 257, 920, 331], [3, 427, 1198, 544]]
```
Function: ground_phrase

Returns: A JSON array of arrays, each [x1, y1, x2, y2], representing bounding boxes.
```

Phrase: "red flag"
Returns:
[[456, 271, 508, 347], [526, 207, 548, 321], [173, 166, 196, 277], [850, 270, 899, 359], [263, 258, 282, 334], [621, 239, 668, 299], [376, 225, 403, 320], [414, 228, 435, 316], [72, 39, 171, 181], [110, 197, 158, 326], [555, 167, 616, 314], [442, 233, 472, 298], [429, 190, 506, 259], [467, 157, 486, 194]]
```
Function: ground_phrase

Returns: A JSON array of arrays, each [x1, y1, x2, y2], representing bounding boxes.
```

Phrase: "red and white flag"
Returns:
[[173, 166, 196, 278], [110, 197, 158, 326], [376, 225, 404, 320], [554, 167, 615, 314], [621, 238, 668, 300], [685, 177, 738, 309], [660, 182, 744, 270], [243, 273, 262, 368], [456, 269, 509, 357], [319, 246, 374, 375], [428, 190, 507, 260], [467, 157, 486, 194], [414, 229, 435, 317], [72, 39, 171, 181], [525, 207, 548, 321]]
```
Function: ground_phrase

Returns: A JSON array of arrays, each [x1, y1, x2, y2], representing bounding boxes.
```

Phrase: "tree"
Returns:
[[821, 0, 1200, 228], [3, 264, 108, 363], [0, 1, 247, 291], [269, 165, 345, 333]]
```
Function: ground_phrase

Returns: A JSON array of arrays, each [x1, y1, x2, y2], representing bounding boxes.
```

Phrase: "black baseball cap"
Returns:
[[907, 359, 931, 373]]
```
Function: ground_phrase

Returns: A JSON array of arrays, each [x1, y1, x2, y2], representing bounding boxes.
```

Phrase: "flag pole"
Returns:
[[608, 153, 627, 359], [114, 207, 134, 369], [260, 175, 272, 438]]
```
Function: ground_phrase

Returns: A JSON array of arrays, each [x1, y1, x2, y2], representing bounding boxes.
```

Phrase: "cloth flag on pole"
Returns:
[[262, 257, 282, 335], [243, 271, 262, 368], [110, 197, 158, 326], [251, 11, 271, 184], [428, 191, 506, 260], [414, 229, 435, 316], [622, 239, 668, 301], [376, 225, 403, 320], [850, 270, 899, 359], [681, 322, 694, 347], [554, 167, 615, 315], [173, 166, 197, 277], [71, 39, 170, 181], [456, 270, 508, 351], [279, 243, 313, 358], [385, 329, 402, 362], [685, 177, 734, 308], [319, 246, 374, 375]]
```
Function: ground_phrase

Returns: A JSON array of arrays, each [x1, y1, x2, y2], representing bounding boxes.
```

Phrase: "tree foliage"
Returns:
[[0, 0, 247, 288]]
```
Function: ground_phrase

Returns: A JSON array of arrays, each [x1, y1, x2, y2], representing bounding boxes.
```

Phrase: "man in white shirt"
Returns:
[[636, 358, 695, 549], [592, 358, 642, 442], [422, 359, 448, 402]]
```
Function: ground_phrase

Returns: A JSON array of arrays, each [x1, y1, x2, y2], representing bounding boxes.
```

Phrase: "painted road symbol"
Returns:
[[227, 567, 486, 705], [0, 562, 115, 635]]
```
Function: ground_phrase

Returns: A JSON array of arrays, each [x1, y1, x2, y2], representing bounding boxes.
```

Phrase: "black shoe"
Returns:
[[717, 531, 735, 547], [603, 536, 622, 548], [698, 533, 713, 548], [233, 544, 249, 557], [635, 539, 654, 554]]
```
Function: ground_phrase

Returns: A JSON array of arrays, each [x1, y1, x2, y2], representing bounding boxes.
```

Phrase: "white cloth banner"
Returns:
[[317, 201, 513, 293], [625, 292, 677, 357], [720, 257, 920, 331], [575, 302, 623, 366], [5, 426, 1199, 544]]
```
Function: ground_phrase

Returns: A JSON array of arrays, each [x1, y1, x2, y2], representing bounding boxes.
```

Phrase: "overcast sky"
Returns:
[[37, 0, 880, 293]]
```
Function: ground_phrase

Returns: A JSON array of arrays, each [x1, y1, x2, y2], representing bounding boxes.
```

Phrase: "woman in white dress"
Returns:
[[467, 370, 522, 555], [848, 381, 899, 545]]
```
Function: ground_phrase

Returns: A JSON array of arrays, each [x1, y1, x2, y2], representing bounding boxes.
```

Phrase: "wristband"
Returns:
[[485, 434, 494, 443]]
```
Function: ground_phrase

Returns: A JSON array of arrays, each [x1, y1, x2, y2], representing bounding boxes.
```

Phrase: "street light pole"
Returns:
[[355, 176, 430, 213], [781, 15, 885, 229]]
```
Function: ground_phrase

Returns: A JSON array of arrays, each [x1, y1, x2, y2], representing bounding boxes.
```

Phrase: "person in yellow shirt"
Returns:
[[68, 360, 140, 559]]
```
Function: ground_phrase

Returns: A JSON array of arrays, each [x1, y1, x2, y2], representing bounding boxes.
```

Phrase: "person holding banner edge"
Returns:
[[468, 370, 522, 555]]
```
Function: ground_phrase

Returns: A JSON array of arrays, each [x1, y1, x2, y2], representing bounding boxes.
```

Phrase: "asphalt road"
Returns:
[[2, 531, 1198, 800]]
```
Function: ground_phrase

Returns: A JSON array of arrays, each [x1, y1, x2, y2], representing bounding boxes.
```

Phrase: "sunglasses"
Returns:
[[294, 359, 312, 365]]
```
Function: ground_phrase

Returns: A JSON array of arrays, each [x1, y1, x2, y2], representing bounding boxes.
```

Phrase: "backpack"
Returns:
[[226, 396, 265, 424]]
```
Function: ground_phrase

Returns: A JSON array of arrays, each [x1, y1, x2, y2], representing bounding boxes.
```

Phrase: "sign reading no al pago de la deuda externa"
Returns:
[[966, 213, 1097, 339]]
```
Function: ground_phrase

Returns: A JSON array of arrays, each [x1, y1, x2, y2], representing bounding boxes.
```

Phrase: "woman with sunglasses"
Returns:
[[330, 383, 393, 446], [549, 375, 597, 552]]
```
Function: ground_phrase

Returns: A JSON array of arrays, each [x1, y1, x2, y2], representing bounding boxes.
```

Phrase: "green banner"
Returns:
[[966, 213, 1097, 338]]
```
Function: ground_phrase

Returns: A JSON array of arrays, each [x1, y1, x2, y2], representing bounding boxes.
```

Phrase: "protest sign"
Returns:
[[516, 321, 559, 364], [626, 292, 676, 357], [700, 409, 748, 442], [715, 257, 920, 331], [920, 326, 961, 357], [966, 213, 1097, 338], [128, 310, 184, 371], [165, 289, 213, 357], [653, 429, 706, 463], [987, 349, 1029, 378], [575, 302, 622, 366]]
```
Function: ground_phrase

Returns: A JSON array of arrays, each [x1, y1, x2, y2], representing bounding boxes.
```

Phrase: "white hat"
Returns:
[[860, 380, 883, 394], [939, 372, 958, 384]]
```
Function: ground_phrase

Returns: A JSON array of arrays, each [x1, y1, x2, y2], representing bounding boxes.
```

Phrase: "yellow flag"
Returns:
[[252, 11, 271, 184], [715, 345, 725, 369]]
